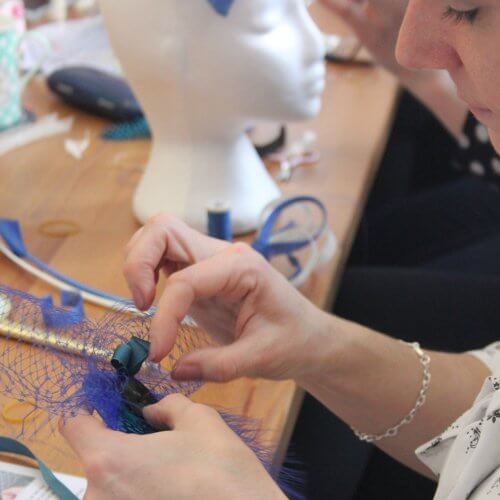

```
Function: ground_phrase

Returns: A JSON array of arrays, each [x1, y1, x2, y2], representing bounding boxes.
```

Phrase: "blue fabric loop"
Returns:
[[251, 196, 328, 279], [0, 437, 79, 500], [41, 291, 85, 328], [0, 220, 28, 257], [0, 218, 137, 309]]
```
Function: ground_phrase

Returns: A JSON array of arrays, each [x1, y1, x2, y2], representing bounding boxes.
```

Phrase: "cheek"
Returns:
[[230, 40, 309, 104], [490, 129, 500, 155], [458, 30, 500, 114]]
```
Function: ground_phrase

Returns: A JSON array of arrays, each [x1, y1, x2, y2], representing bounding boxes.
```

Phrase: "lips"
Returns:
[[457, 91, 494, 124], [457, 89, 484, 110], [305, 65, 326, 95], [468, 105, 494, 125]]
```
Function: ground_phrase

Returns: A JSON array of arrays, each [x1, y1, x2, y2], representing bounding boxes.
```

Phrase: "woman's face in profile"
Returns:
[[396, 0, 500, 152]]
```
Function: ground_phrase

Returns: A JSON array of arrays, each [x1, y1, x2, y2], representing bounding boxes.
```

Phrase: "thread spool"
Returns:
[[207, 202, 232, 241]]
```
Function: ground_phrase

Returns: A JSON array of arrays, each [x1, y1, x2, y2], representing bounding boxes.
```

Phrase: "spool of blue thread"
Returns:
[[207, 202, 232, 241]]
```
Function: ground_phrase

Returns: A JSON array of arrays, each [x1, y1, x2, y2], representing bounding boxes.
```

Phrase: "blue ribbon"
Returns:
[[40, 291, 85, 329], [251, 196, 328, 280], [0, 219, 138, 309]]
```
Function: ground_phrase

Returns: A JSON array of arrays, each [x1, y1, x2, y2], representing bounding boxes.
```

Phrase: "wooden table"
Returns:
[[0, 5, 398, 478]]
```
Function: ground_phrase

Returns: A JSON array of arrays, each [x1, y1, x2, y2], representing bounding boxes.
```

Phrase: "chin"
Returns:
[[286, 97, 323, 121]]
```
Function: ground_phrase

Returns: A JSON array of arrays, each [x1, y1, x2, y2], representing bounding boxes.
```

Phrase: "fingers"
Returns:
[[148, 243, 264, 362], [143, 394, 219, 431], [59, 414, 111, 459], [124, 220, 172, 310], [124, 214, 228, 311], [319, 0, 365, 28], [172, 337, 264, 383]]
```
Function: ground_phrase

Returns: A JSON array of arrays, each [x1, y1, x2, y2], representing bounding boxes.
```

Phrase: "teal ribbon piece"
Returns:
[[0, 437, 79, 499], [111, 337, 151, 377]]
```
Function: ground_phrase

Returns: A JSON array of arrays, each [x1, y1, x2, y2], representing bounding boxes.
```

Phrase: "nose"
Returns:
[[396, 0, 462, 72], [300, 6, 326, 63]]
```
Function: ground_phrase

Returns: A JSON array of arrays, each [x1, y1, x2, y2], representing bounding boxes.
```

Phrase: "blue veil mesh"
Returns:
[[0, 285, 204, 435], [0, 285, 304, 497]]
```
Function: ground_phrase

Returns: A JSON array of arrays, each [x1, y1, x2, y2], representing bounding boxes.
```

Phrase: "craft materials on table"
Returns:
[[47, 0, 66, 21], [0, 113, 73, 157], [270, 131, 320, 183], [0, 219, 143, 312], [64, 129, 90, 160], [24, 0, 95, 24], [0, 0, 25, 37], [21, 16, 120, 77], [252, 196, 336, 287], [101, 120, 285, 146], [0, 450, 86, 499], [101, 117, 150, 141], [0, 285, 303, 498], [249, 124, 287, 158], [0, 194, 335, 315], [324, 33, 372, 66], [0, 11, 46, 131], [48, 66, 142, 122], [207, 201, 233, 241]]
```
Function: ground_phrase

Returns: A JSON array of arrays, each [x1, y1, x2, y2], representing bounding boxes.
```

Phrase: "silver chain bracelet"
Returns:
[[351, 341, 432, 443]]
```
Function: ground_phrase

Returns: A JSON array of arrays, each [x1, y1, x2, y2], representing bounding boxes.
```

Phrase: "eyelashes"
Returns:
[[442, 6, 480, 24]]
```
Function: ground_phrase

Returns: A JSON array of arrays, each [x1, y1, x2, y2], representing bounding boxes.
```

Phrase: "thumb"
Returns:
[[143, 393, 194, 430], [172, 338, 264, 383]]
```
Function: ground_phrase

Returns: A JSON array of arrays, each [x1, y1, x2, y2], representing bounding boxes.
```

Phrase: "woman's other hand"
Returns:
[[61, 394, 284, 500], [320, 0, 408, 76]]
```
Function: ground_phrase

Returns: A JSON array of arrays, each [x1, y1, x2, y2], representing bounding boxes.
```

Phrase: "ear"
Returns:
[[207, 0, 236, 16]]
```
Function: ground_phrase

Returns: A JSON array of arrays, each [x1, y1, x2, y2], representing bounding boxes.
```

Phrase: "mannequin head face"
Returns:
[[100, 0, 326, 132], [198, 0, 326, 122]]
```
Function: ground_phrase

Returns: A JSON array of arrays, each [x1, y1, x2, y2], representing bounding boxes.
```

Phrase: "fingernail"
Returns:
[[172, 362, 202, 381], [132, 287, 145, 310]]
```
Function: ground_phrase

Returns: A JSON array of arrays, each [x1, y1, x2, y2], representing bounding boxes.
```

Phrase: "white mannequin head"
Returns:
[[100, 0, 326, 233]]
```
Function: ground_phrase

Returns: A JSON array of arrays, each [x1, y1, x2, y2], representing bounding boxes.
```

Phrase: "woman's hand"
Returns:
[[320, 0, 408, 76], [60, 394, 284, 500], [124, 214, 329, 383]]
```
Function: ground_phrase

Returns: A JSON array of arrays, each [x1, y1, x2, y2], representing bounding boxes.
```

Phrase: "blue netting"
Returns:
[[0, 285, 305, 497], [0, 285, 204, 436]]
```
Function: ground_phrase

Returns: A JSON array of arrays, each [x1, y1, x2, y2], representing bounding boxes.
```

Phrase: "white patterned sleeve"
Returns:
[[468, 342, 500, 373], [416, 374, 500, 499]]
